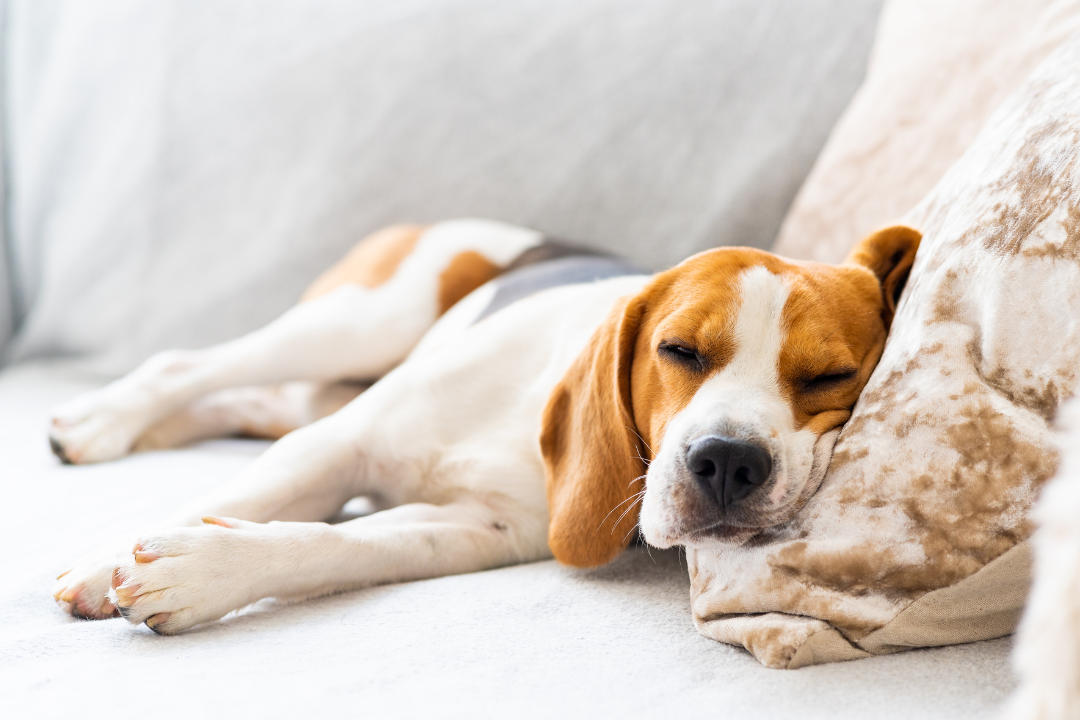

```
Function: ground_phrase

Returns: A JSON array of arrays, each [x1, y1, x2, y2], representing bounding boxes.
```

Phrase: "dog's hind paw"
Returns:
[[49, 390, 154, 464]]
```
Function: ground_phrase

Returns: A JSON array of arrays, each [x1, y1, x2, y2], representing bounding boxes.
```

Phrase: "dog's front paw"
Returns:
[[111, 518, 269, 635], [52, 544, 130, 620]]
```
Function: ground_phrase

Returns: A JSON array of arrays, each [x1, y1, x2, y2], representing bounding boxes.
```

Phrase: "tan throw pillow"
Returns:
[[688, 32, 1080, 669], [773, 0, 1080, 264]]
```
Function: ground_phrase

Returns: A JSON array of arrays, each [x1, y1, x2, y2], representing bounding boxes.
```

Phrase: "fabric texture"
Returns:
[[0, 363, 1018, 719], [2, 0, 882, 375], [689, 32, 1080, 668], [772, 0, 1080, 264]]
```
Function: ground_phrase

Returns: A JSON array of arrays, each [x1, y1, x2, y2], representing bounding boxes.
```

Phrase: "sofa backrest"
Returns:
[[1, 0, 883, 374]]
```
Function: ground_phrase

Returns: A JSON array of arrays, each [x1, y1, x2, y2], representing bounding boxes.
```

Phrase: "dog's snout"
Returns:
[[686, 436, 772, 509]]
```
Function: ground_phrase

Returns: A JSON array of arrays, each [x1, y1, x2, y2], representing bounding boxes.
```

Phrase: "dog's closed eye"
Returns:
[[801, 368, 858, 393], [658, 341, 705, 371]]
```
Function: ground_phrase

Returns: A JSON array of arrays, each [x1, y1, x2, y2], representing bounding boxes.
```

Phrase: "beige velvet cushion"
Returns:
[[772, 0, 1080, 264], [689, 33, 1080, 668]]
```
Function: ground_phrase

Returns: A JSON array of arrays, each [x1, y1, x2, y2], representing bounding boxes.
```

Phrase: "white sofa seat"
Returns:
[[0, 363, 1015, 718]]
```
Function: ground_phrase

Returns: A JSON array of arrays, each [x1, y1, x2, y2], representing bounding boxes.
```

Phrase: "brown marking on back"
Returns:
[[302, 225, 426, 301], [437, 251, 502, 315]]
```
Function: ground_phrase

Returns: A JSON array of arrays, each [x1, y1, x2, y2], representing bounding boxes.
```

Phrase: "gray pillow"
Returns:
[[4, 0, 883, 374]]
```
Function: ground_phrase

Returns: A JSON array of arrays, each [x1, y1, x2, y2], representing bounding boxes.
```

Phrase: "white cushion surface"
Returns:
[[0, 363, 1016, 718]]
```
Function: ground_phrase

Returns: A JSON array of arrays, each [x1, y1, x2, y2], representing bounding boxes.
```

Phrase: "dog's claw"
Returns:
[[146, 613, 171, 633], [113, 583, 141, 603], [49, 435, 73, 464], [133, 548, 159, 564]]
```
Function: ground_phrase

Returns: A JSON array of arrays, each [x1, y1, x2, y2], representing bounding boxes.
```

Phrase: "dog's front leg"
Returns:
[[109, 501, 534, 635], [52, 406, 368, 619]]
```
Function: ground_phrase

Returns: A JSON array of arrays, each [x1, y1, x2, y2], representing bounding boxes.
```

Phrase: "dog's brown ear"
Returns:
[[540, 294, 648, 568], [845, 225, 922, 328]]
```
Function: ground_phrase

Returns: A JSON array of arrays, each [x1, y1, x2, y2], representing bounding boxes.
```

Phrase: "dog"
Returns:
[[49, 218, 920, 634]]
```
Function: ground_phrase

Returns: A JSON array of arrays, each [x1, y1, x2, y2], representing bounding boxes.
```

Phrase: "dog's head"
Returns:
[[540, 225, 921, 567]]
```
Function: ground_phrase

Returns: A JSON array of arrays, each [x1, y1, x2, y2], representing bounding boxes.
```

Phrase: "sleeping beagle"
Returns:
[[49, 219, 920, 634]]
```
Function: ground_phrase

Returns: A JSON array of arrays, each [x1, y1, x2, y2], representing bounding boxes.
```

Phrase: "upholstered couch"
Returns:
[[1, 1, 1041, 717]]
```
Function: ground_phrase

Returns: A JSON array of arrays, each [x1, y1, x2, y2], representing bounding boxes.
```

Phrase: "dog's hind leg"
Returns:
[[48, 220, 542, 463], [132, 380, 367, 451]]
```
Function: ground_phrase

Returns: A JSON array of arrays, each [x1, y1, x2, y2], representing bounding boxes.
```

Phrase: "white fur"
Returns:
[[409, 281, 498, 359], [1006, 397, 1080, 719]]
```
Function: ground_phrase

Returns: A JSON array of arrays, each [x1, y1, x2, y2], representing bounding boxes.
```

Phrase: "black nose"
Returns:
[[686, 436, 772, 509]]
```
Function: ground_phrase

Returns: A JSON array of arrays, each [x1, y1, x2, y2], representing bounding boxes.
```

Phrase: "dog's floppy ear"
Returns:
[[540, 294, 648, 568], [845, 225, 922, 328]]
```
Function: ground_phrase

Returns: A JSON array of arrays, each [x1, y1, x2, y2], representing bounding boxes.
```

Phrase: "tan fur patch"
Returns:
[[301, 225, 426, 301], [437, 251, 502, 315]]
